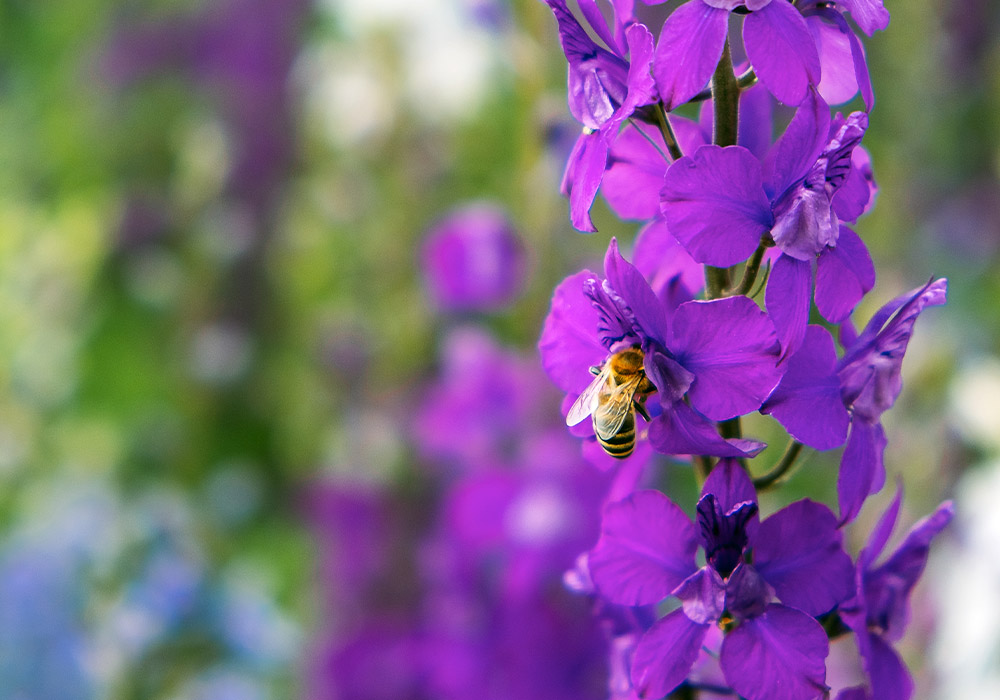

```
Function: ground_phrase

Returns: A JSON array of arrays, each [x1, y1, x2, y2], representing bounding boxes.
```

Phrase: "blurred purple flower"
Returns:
[[420, 204, 526, 312], [413, 327, 554, 470], [588, 460, 853, 700]]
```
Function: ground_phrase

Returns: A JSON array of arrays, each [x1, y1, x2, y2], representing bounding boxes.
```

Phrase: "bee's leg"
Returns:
[[634, 399, 652, 423], [589, 365, 602, 376]]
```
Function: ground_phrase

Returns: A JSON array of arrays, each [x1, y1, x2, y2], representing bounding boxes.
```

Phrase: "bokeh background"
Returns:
[[0, 0, 997, 698]]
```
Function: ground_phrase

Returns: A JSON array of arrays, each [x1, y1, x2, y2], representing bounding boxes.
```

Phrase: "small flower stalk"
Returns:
[[537, 1, 951, 698]]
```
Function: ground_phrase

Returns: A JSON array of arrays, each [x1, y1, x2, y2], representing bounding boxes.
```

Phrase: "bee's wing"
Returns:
[[566, 371, 607, 427], [593, 375, 642, 441]]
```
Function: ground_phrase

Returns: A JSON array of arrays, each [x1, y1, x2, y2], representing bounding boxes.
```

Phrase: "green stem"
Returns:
[[654, 102, 684, 161], [689, 67, 758, 103], [753, 440, 805, 490], [712, 41, 740, 148], [733, 235, 774, 296], [704, 41, 740, 301]]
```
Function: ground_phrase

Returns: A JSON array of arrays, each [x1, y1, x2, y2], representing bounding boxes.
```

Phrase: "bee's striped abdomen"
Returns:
[[596, 411, 636, 459]]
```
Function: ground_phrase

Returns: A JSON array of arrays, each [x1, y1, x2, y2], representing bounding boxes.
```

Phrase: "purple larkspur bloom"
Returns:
[[661, 91, 876, 356], [544, 0, 657, 231], [588, 460, 854, 699], [836, 487, 953, 700], [650, 0, 821, 108], [413, 327, 555, 471], [761, 279, 947, 523], [421, 203, 526, 312], [539, 239, 782, 459]]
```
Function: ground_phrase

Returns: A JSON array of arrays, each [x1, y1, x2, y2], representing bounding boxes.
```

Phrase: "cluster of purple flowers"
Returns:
[[536, 1, 952, 698]]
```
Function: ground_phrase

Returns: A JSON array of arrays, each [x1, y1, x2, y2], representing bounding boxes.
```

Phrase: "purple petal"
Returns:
[[865, 500, 954, 638], [770, 177, 838, 260], [725, 562, 775, 621], [764, 254, 813, 360], [604, 238, 670, 346], [754, 500, 855, 616], [633, 218, 705, 305], [743, 0, 821, 105], [645, 349, 696, 404], [631, 609, 709, 699], [762, 91, 831, 200], [832, 147, 877, 222], [652, 1, 728, 109], [561, 129, 610, 232], [649, 400, 767, 458], [838, 278, 947, 422], [669, 296, 782, 421], [545, 0, 629, 129], [864, 632, 913, 700], [858, 480, 903, 570], [836, 688, 871, 700], [674, 566, 726, 624], [703, 459, 761, 574], [738, 82, 775, 160], [620, 21, 657, 118], [603, 122, 669, 221], [576, 0, 621, 55], [539, 270, 607, 394], [837, 418, 887, 525], [816, 226, 875, 324], [661, 145, 773, 267], [589, 490, 698, 606], [807, 13, 860, 105], [840, 0, 890, 37], [421, 203, 525, 312], [702, 458, 758, 512], [721, 605, 830, 700], [698, 495, 758, 578], [761, 325, 850, 451], [847, 20, 875, 109]]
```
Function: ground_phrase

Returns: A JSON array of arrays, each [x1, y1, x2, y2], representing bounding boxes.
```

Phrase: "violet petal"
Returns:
[[764, 253, 813, 360], [631, 608, 709, 699], [761, 325, 850, 451], [649, 400, 767, 458], [539, 270, 607, 394], [743, 0, 821, 106], [837, 418, 887, 525], [669, 296, 782, 421], [815, 226, 875, 324], [652, 1, 729, 109], [754, 500, 855, 616], [661, 145, 773, 267], [589, 490, 698, 606], [720, 604, 830, 700]]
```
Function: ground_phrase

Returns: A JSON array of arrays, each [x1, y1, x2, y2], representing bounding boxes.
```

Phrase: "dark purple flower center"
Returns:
[[696, 495, 758, 579]]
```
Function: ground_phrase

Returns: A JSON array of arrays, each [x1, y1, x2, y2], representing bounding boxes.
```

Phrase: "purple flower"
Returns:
[[588, 460, 854, 699], [837, 487, 953, 700], [661, 91, 876, 356], [653, 0, 821, 108], [413, 327, 554, 471], [539, 239, 781, 459], [761, 279, 948, 523], [420, 203, 526, 312], [544, 0, 657, 231]]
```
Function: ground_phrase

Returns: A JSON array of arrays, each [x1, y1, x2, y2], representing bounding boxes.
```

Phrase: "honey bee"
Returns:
[[566, 347, 655, 458]]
